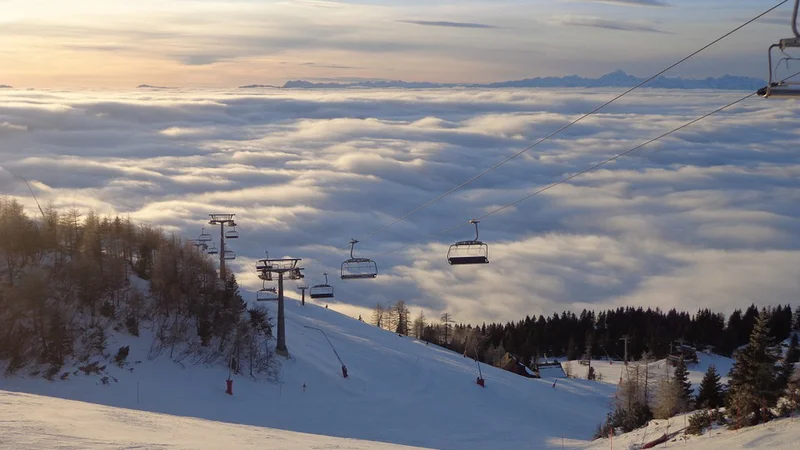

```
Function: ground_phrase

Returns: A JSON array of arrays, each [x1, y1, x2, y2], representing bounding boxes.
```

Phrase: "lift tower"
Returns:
[[256, 257, 304, 355]]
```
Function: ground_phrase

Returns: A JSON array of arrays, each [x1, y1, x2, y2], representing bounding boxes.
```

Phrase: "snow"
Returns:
[[579, 412, 800, 450], [0, 298, 617, 449], [564, 352, 734, 394], [0, 389, 424, 449]]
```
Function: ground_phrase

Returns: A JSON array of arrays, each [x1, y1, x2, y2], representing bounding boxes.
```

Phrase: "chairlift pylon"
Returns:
[[760, 0, 800, 98], [447, 220, 489, 265], [341, 239, 378, 280], [197, 227, 212, 242], [310, 272, 334, 299]]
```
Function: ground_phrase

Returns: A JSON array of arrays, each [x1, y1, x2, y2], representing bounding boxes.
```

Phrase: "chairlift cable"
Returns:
[[350, 0, 789, 246], [373, 69, 800, 258]]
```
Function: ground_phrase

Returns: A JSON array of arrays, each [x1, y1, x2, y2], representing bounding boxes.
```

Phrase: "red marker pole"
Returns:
[[226, 379, 233, 395]]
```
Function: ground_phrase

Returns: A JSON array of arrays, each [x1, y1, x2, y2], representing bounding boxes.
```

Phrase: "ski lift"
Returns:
[[447, 220, 489, 265], [224, 250, 236, 260], [207, 243, 219, 255], [256, 281, 278, 302], [310, 272, 334, 299], [225, 226, 239, 239], [197, 227, 212, 242], [760, 0, 800, 98], [341, 239, 378, 280]]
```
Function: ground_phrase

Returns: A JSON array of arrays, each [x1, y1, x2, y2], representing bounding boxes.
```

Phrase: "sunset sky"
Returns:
[[2, 0, 799, 323], [0, 0, 791, 88]]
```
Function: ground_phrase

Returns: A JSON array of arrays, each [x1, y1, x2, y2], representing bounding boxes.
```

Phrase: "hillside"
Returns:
[[0, 296, 617, 449], [581, 412, 800, 450], [0, 389, 423, 450]]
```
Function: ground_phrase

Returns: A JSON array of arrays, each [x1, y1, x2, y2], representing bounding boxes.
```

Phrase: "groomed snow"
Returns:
[[0, 389, 425, 449], [0, 298, 617, 449]]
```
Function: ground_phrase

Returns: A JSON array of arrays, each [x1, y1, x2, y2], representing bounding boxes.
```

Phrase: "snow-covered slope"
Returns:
[[0, 298, 617, 449], [0, 389, 424, 450], [579, 412, 800, 450], [563, 351, 734, 394]]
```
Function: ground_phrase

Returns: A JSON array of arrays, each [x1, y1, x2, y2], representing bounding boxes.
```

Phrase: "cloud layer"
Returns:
[[2, 87, 799, 324]]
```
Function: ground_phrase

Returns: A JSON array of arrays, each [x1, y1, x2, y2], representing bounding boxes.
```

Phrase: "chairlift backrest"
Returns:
[[225, 228, 239, 239]]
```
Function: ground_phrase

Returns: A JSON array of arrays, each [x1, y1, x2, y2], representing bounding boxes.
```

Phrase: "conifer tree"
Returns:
[[674, 356, 693, 410], [726, 310, 779, 428], [777, 333, 799, 392], [696, 364, 724, 409]]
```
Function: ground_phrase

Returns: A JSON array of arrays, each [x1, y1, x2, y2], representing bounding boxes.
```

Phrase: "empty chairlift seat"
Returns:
[[225, 226, 239, 239], [310, 273, 335, 299], [256, 282, 278, 302], [447, 220, 489, 265], [341, 239, 378, 279], [760, 0, 800, 98], [447, 240, 489, 265], [196, 228, 212, 242]]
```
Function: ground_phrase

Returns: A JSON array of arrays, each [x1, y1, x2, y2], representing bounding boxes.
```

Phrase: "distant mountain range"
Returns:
[[0, 85, 12, 89], [244, 70, 766, 91], [239, 84, 281, 89], [137, 84, 176, 89]]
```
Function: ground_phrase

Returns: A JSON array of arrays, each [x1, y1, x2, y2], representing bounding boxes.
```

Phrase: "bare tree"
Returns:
[[371, 303, 386, 329], [441, 313, 454, 345]]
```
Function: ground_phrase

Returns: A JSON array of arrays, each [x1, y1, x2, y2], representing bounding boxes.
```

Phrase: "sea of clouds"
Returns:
[[1, 87, 798, 323]]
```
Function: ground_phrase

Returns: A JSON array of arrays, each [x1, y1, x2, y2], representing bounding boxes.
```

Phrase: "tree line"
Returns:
[[369, 300, 798, 371], [595, 311, 799, 437], [0, 198, 277, 380]]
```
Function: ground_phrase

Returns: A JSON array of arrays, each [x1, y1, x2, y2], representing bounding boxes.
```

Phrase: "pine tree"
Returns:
[[787, 333, 800, 364], [777, 333, 799, 392], [696, 364, 724, 409], [674, 356, 693, 410], [726, 310, 780, 428]]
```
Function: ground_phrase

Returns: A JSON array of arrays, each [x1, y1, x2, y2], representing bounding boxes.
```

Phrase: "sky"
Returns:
[[0, 0, 796, 88], [1, 87, 799, 324]]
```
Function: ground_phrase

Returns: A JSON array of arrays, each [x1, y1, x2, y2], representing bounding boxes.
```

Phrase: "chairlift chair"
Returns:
[[256, 281, 278, 302], [447, 220, 489, 265], [310, 272, 335, 299], [207, 243, 219, 255], [225, 226, 239, 239], [341, 239, 378, 280], [197, 227, 212, 242], [760, 0, 800, 98], [224, 250, 236, 260]]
